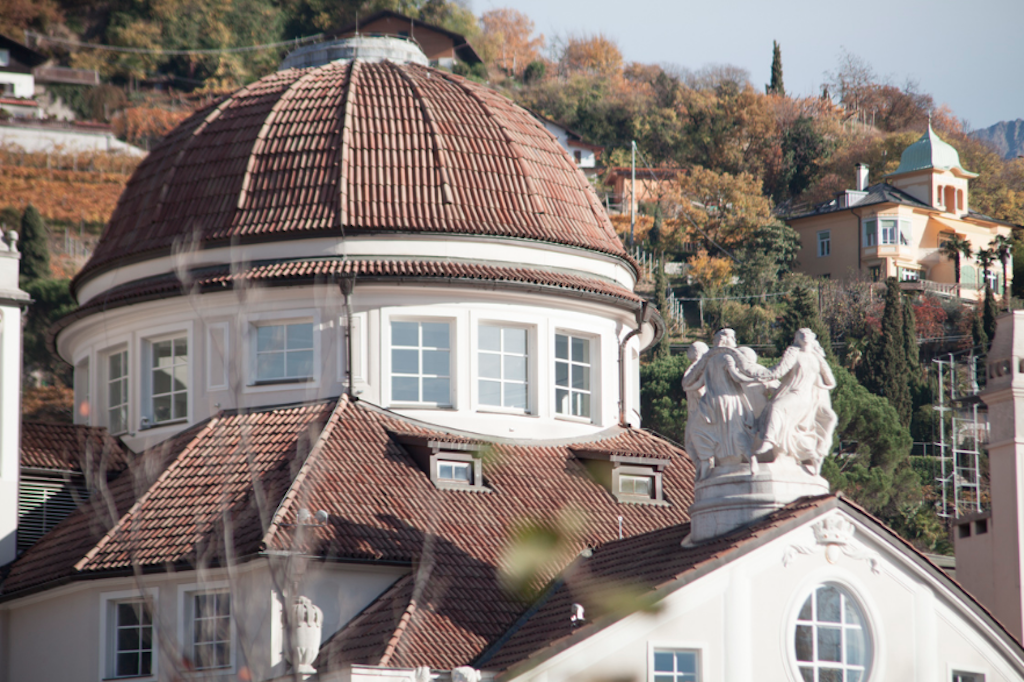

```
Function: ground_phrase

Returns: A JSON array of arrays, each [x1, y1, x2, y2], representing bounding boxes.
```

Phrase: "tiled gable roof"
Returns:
[[20, 422, 132, 473], [788, 182, 932, 219], [2, 398, 695, 671], [75, 61, 629, 292], [479, 496, 835, 673]]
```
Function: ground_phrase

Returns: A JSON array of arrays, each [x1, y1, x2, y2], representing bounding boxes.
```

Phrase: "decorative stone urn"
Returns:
[[286, 595, 324, 675], [451, 667, 482, 682]]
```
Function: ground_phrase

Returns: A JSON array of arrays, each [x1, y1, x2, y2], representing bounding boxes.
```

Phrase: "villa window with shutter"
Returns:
[[17, 474, 87, 551]]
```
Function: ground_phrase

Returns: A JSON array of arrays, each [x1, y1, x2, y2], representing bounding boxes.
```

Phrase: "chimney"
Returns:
[[855, 163, 869, 191], [957, 311, 1024, 641], [0, 230, 29, 566]]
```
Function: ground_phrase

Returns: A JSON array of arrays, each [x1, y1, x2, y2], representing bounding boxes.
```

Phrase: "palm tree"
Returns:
[[991, 234, 1014, 310], [941, 234, 973, 299], [977, 247, 996, 296]]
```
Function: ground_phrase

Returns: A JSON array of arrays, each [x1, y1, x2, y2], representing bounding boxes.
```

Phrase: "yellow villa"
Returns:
[[788, 125, 1015, 301]]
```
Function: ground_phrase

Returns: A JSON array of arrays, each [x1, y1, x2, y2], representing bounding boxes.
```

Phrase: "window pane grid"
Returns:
[[653, 649, 699, 682], [479, 325, 528, 410], [795, 586, 868, 682], [108, 350, 128, 434], [256, 323, 314, 381], [151, 337, 187, 423], [555, 334, 591, 418], [391, 322, 451, 405], [192, 592, 231, 670], [114, 600, 153, 678]]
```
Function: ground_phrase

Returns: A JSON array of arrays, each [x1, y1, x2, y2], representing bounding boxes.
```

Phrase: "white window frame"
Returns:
[[386, 317, 455, 408], [247, 313, 318, 387], [477, 323, 531, 414], [177, 581, 236, 673], [791, 581, 872, 682], [140, 322, 193, 432], [103, 346, 130, 435], [99, 587, 159, 682], [949, 666, 987, 682], [648, 641, 705, 682], [879, 218, 899, 245], [817, 230, 830, 257], [244, 310, 320, 393], [554, 331, 595, 422]]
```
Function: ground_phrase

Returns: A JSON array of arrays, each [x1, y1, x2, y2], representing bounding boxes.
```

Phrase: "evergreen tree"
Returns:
[[19, 204, 49, 283], [971, 306, 988, 350], [767, 40, 785, 96], [902, 295, 920, 372], [649, 204, 663, 247], [983, 284, 998, 345], [776, 284, 832, 359], [639, 352, 689, 443], [877, 278, 912, 425]]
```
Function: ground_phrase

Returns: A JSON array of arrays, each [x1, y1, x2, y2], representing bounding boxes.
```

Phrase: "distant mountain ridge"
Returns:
[[972, 119, 1024, 159]]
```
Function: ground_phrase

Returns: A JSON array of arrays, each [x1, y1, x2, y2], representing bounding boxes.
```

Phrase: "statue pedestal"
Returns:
[[686, 459, 829, 543]]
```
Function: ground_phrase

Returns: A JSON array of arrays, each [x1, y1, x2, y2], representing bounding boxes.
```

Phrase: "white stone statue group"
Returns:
[[682, 328, 837, 481]]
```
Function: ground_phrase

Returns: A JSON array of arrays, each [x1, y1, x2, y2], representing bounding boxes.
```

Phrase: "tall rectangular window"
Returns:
[[255, 322, 313, 382], [652, 649, 700, 682], [391, 321, 451, 405], [111, 600, 153, 678], [190, 592, 231, 670], [555, 334, 591, 418], [108, 350, 128, 434], [863, 219, 877, 247], [479, 325, 528, 410], [151, 337, 187, 424], [817, 230, 831, 257], [880, 219, 898, 245]]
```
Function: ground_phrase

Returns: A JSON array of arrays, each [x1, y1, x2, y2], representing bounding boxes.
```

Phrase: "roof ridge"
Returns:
[[261, 395, 349, 550], [338, 60, 359, 227], [73, 415, 222, 572], [388, 62, 457, 209], [377, 596, 418, 666], [438, 70, 547, 216]]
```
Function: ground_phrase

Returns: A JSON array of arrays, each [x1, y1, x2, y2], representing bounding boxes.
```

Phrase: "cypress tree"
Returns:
[[877, 278, 912, 425], [971, 306, 988, 350], [19, 204, 50, 283], [767, 40, 785, 96], [776, 284, 832, 360], [982, 284, 997, 345], [902, 295, 920, 372]]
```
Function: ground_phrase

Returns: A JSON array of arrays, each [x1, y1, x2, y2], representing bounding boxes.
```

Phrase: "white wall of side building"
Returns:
[[0, 238, 28, 567], [0, 125, 147, 156], [498, 509, 1024, 682], [0, 72, 34, 99], [0, 560, 407, 682]]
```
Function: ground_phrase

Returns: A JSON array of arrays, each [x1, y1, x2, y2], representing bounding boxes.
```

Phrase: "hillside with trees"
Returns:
[[3, 2, 1021, 554]]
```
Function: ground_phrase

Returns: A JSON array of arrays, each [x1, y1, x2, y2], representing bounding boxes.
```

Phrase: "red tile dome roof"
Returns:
[[75, 60, 628, 291]]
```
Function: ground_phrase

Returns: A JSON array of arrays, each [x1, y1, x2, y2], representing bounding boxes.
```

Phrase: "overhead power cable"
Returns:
[[25, 31, 325, 56]]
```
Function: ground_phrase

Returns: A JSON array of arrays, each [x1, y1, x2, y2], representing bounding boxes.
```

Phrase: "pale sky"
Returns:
[[476, 0, 1023, 131]]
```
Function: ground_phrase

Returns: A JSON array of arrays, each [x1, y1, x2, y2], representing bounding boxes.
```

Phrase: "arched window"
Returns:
[[957, 189, 964, 210], [793, 583, 871, 682], [936, 184, 944, 207]]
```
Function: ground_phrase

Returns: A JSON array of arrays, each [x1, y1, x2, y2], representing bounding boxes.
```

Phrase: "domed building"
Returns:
[[4, 35, 1024, 682], [59, 39, 658, 451]]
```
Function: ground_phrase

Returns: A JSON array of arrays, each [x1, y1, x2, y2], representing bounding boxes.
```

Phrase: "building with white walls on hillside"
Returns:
[[1, 34, 1024, 682]]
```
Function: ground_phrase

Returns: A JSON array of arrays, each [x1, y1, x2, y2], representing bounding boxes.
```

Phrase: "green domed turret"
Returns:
[[890, 122, 978, 178]]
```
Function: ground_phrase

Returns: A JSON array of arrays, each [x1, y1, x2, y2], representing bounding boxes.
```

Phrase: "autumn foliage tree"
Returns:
[[669, 166, 775, 252], [477, 8, 544, 77], [558, 33, 623, 77]]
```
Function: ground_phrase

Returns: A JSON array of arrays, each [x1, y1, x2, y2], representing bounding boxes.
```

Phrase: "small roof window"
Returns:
[[572, 446, 669, 504], [393, 433, 489, 492]]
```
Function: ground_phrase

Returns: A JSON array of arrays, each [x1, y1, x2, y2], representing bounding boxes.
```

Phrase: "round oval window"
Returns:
[[793, 584, 871, 682]]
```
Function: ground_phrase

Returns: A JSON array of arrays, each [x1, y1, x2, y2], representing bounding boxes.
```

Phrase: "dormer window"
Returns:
[[438, 460, 472, 484], [394, 434, 488, 492], [572, 447, 669, 504]]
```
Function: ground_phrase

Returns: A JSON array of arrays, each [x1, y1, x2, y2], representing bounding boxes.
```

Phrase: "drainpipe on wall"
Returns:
[[618, 301, 650, 427], [338, 276, 355, 398]]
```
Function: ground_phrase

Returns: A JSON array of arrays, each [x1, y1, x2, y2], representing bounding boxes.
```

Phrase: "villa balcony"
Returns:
[[900, 278, 982, 299]]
